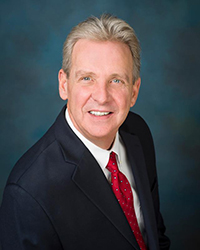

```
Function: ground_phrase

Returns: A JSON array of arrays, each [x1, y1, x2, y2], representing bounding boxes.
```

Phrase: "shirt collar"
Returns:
[[65, 108, 121, 169]]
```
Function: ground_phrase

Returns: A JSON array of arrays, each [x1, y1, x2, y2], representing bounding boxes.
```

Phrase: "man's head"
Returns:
[[58, 15, 141, 149], [62, 14, 141, 82]]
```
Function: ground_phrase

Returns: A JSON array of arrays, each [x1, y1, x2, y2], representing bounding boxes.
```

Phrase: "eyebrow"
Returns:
[[75, 70, 96, 79]]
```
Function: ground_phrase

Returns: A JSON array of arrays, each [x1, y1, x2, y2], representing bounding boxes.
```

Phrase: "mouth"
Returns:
[[89, 111, 112, 116]]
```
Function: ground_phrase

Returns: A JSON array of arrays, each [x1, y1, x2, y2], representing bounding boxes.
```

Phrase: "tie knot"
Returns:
[[106, 152, 119, 173]]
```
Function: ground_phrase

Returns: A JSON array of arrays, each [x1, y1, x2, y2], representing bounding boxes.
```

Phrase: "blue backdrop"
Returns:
[[0, 0, 199, 249]]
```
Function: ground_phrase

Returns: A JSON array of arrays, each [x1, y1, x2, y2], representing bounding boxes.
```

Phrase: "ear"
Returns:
[[58, 69, 68, 100], [130, 77, 141, 107]]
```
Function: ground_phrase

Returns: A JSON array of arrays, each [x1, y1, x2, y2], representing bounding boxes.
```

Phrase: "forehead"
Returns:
[[70, 39, 133, 78]]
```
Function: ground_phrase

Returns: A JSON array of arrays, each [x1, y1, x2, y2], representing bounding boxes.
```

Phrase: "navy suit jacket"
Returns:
[[0, 107, 170, 250]]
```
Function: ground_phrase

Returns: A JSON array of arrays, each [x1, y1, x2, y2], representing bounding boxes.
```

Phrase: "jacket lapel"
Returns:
[[120, 130, 159, 250]]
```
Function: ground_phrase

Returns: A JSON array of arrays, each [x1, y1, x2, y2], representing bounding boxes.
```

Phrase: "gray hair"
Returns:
[[62, 14, 141, 82]]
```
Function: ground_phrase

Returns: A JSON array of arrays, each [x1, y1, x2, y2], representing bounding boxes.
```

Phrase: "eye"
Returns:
[[112, 79, 122, 84], [82, 77, 91, 81]]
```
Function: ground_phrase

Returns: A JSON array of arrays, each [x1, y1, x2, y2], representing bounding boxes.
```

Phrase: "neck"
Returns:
[[86, 135, 115, 150]]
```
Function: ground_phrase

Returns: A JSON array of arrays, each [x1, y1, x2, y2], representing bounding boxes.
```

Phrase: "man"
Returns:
[[0, 14, 170, 249]]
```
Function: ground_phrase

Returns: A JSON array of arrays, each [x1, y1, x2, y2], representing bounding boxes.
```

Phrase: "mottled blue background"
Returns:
[[0, 0, 200, 249]]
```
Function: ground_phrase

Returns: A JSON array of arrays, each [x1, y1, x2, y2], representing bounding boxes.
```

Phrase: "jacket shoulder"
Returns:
[[7, 123, 57, 185], [121, 111, 151, 135]]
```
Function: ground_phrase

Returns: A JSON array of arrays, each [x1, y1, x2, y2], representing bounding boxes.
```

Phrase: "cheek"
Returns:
[[68, 86, 81, 102], [117, 91, 133, 109], [79, 87, 93, 103], [127, 90, 135, 107], [67, 87, 80, 111], [71, 89, 92, 113]]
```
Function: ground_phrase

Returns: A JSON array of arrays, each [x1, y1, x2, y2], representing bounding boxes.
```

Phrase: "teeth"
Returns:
[[90, 111, 110, 116]]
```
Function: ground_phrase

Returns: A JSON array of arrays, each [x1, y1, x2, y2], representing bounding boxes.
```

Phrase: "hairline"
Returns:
[[62, 14, 141, 83]]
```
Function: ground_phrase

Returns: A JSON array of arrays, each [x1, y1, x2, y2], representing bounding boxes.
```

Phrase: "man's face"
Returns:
[[59, 39, 140, 149]]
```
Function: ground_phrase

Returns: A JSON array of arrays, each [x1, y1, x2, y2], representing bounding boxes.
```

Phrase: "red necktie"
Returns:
[[106, 152, 147, 250]]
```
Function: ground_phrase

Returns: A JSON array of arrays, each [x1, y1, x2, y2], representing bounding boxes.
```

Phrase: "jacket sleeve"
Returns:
[[141, 122, 170, 250], [151, 178, 170, 250], [0, 184, 62, 250]]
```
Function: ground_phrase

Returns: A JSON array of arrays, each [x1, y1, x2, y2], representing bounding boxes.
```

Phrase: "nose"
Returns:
[[91, 81, 110, 104]]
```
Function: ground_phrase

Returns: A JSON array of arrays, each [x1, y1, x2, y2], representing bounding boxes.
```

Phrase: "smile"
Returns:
[[89, 111, 111, 116]]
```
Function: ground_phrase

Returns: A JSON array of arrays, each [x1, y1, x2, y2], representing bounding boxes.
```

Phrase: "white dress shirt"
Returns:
[[65, 108, 146, 240]]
